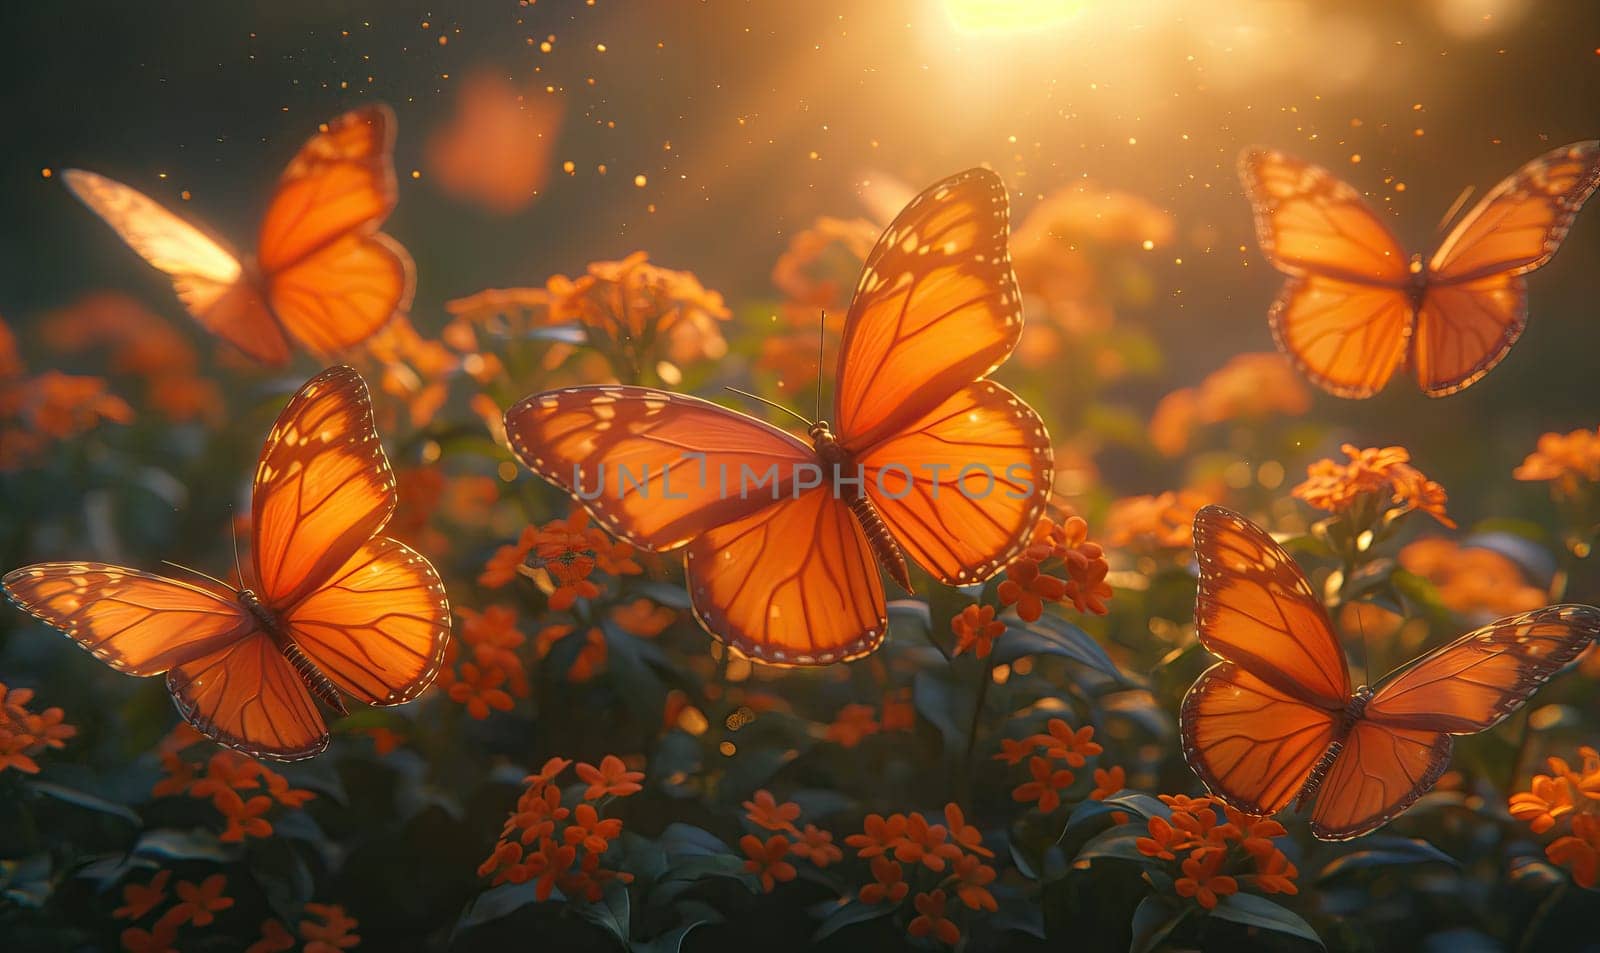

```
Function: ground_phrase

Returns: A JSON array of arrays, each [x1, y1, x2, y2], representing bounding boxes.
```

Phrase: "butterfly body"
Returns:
[[1181, 505, 1600, 839], [1240, 141, 1600, 397], [505, 168, 1052, 665], [4, 366, 450, 760]]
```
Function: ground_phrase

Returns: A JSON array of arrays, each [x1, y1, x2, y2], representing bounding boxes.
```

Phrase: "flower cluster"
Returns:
[[1293, 443, 1455, 529], [1103, 488, 1218, 555], [1, 316, 133, 471], [151, 740, 314, 842], [1510, 747, 1600, 887], [425, 69, 563, 216], [997, 515, 1112, 623], [1515, 425, 1600, 499], [737, 789, 843, 891], [115, 872, 274, 953], [823, 692, 915, 747], [1398, 537, 1546, 619], [0, 681, 76, 774], [843, 802, 997, 947], [440, 604, 530, 719], [477, 755, 642, 900], [1148, 353, 1311, 457], [1135, 795, 1299, 910], [758, 215, 879, 390], [481, 508, 643, 602], [996, 717, 1110, 813]]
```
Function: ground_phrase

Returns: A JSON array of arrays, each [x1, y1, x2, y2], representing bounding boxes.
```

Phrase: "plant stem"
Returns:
[[961, 657, 995, 799]]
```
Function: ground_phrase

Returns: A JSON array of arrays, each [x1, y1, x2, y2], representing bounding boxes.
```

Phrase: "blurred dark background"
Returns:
[[1, 0, 1596, 521]]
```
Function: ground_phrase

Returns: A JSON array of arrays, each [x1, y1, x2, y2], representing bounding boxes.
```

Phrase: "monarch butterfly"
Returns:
[[502, 168, 1053, 665], [62, 105, 413, 366], [3, 366, 451, 761], [1180, 505, 1600, 840], [1239, 141, 1600, 398]]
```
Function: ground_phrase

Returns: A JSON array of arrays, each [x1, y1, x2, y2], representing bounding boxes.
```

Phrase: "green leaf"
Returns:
[[29, 780, 141, 825], [1071, 824, 1151, 867], [1130, 895, 1191, 953], [1062, 793, 1169, 839], [997, 613, 1131, 685], [631, 920, 711, 953], [1210, 894, 1323, 948], [811, 899, 894, 942], [1317, 837, 1458, 881], [913, 668, 971, 753], [576, 880, 631, 949], [132, 828, 233, 863], [454, 882, 551, 937], [887, 599, 931, 632], [627, 581, 694, 610], [658, 823, 730, 858]]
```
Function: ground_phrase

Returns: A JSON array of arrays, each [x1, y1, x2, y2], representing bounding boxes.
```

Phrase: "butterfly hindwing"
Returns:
[[166, 632, 330, 761]]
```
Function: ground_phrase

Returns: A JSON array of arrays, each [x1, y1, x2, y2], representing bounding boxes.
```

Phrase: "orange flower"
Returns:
[[1253, 848, 1300, 895], [360, 727, 405, 756], [907, 889, 961, 946], [880, 692, 916, 733], [216, 789, 275, 842], [790, 824, 843, 868], [743, 789, 802, 834], [1511, 747, 1600, 836], [1175, 850, 1238, 910], [943, 803, 994, 858], [300, 903, 361, 953], [952, 603, 1006, 658], [564, 803, 624, 854], [740, 834, 797, 892], [1012, 756, 1074, 813], [611, 598, 677, 637], [950, 853, 999, 911], [858, 855, 908, 904], [894, 812, 961, 872], [170, 874, 233, 927], [245, 919, 296, 953], [997, 558, 1067, 622], [1137, 816, 1185, 861], [1549, 814, 1600, 888], [1293, 443, 1455, 528], [846, 813, 909, 859], [480, 527, 537, 588], [120, 919, 180, 953], [265, 770, 315, 808], [1090, 765, 1127, 800], [993, 737, 1035, 766], [0, 681, 76, 774], [576, 754, 644, 799], [566, 627, 610, 683], [1104, 490, 1214, 553], [1399, 538, 1546, 619], [825, 703, 881, 748], [1148, 353, 1310, 457], [1223, 807, 1287, 860], [448, 662, 516, 719], [1030, 718, 1103, 767], [425, 69, 563, 215], [1515, 425, 1600, 499], [114, 870, 172, 921]]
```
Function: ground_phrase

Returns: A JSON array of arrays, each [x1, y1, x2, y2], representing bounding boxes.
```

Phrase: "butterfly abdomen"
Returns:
[[238, 589, 348, 716], [846, 494, 913, 594]]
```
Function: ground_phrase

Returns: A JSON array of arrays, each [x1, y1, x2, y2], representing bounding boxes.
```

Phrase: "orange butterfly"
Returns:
[[502, 168, 1052, 665], [1239, 142, 1600, 397], [3, 366, 451, 760], [1181, 505, 1600, 840], [63, 105, 413, 366]]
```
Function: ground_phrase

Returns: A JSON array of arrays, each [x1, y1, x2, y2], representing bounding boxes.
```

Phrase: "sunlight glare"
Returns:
[[942, 0, 1090, 35]]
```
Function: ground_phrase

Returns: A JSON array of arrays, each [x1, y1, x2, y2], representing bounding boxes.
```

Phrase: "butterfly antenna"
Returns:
[[229, 506, 245, 587], [815, 309, 826, 423], [1437, 185, 1476, 235], [161, 560, 235, 592], [724, 387, 814, 428]]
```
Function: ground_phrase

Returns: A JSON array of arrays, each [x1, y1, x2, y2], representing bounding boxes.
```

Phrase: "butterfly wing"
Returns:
[[1238, 148, 1414, 398], [855, 381, 1051, 585], [2, 563, 250, 675], [61, 169, 292, 364], [504, 385, 888, 663], [504, 385, 818, 551], [1181, 506, 1350, 813], [257, 105, 414, 355], [252, 365, 449, 701], [167, 633, 330, 761], [685, 487, 887, 665], [833, 169, 1051, 584], [1413, 141, 1600, 396], [1307, 604, 1599, 839], [283, 537, 451, 705], [833, 168, 1022, 450]]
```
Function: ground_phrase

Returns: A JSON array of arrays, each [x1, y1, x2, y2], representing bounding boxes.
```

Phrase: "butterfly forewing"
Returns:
[[834, 168, 1022, 450], [2, 563, 251, 676], [252, 365, 397, 608], [504, 385, 817, 551]]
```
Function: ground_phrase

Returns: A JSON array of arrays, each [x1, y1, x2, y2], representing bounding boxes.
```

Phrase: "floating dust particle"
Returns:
[[1141, 239, 1154, 250], [40, 168, 52, 178], [562, 160, 575, 174], [634, 174, 646, 187]]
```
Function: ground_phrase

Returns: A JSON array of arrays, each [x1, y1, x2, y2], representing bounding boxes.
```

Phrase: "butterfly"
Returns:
[[63, 105, 413, 366], [1239, 141, 1600, 398], [502, 168, 1053, 665], [2, 365, 451, 761], [1180, 505, 1600, 840]]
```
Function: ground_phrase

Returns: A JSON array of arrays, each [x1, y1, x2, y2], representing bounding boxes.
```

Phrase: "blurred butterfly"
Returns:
[[3, 365, 451, 760], [63, 105, 413, 366], [1181, 505, 1600, 840], [503, 168, 1052, 665], [1239, 141, 1600, 397]]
